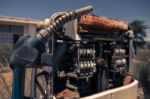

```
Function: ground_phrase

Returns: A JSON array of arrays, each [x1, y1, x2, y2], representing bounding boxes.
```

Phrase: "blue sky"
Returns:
[[0, 0, 150, 40]]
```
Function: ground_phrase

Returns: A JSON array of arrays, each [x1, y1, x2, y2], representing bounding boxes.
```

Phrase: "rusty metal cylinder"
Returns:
[[79, 15, 129, 32]]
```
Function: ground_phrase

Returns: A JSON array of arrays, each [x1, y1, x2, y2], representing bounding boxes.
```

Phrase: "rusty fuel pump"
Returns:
[[9, 5, 134, 99]]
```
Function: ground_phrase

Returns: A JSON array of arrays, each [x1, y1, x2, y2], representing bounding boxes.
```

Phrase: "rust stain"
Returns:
[[79, 15, 128, 32]]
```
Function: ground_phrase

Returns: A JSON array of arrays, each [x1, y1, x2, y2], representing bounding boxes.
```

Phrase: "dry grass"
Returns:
[[132, 49, 150, 99], [0, 67, 45, 99], [0, 66, 12, 99]]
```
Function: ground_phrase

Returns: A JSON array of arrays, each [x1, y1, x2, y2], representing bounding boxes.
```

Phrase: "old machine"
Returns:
[[10, 6, 134, 99]]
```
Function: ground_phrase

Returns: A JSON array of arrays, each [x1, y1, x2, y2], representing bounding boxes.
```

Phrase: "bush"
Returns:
[[132, 49, 150, 99], [0, 43, 13, 65]]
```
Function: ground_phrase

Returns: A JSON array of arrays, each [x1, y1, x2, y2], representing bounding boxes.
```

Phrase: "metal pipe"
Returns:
[[127, 30, 134, 73], [30, 68, 37, 98]]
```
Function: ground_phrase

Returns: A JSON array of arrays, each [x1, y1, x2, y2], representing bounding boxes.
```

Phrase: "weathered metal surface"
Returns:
[[78, 15, 128, 32], [56, 89, 80, 99], [81, 80, 138, 99]]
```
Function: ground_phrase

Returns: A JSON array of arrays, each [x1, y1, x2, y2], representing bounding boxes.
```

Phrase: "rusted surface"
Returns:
[[123, 74, 133, 85], [78, 15, 128, 32], [56, 88, 79, 99]]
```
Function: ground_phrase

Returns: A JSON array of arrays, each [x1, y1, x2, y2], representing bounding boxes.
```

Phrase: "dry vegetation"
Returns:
[[0, 65, 12, 99], [132, 49, 150, 99]]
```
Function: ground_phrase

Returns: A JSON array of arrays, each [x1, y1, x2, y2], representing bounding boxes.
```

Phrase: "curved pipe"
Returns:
[[35, 6, 93, 44], [45, 12, 66, 26], [81, 80, 138, 99]]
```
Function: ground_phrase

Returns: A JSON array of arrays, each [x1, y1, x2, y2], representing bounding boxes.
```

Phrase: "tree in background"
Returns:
[[130, 20, 149, 48]]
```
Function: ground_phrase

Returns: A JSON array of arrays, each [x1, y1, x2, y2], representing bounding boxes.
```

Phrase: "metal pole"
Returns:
[[97, 44, 103, 92], [11, 67, 26, 99], [30, 68, 37, 99], [128, 30, 134, 73]]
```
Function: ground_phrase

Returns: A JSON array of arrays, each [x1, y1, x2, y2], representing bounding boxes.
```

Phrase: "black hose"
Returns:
[[35, 6, 93, 43]]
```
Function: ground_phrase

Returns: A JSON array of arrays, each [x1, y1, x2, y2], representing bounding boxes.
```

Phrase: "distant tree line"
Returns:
[[129, 20, 149, 48]]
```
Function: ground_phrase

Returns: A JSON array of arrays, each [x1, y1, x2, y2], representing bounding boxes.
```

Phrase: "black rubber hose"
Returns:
[[35, 6, 93, 44]]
